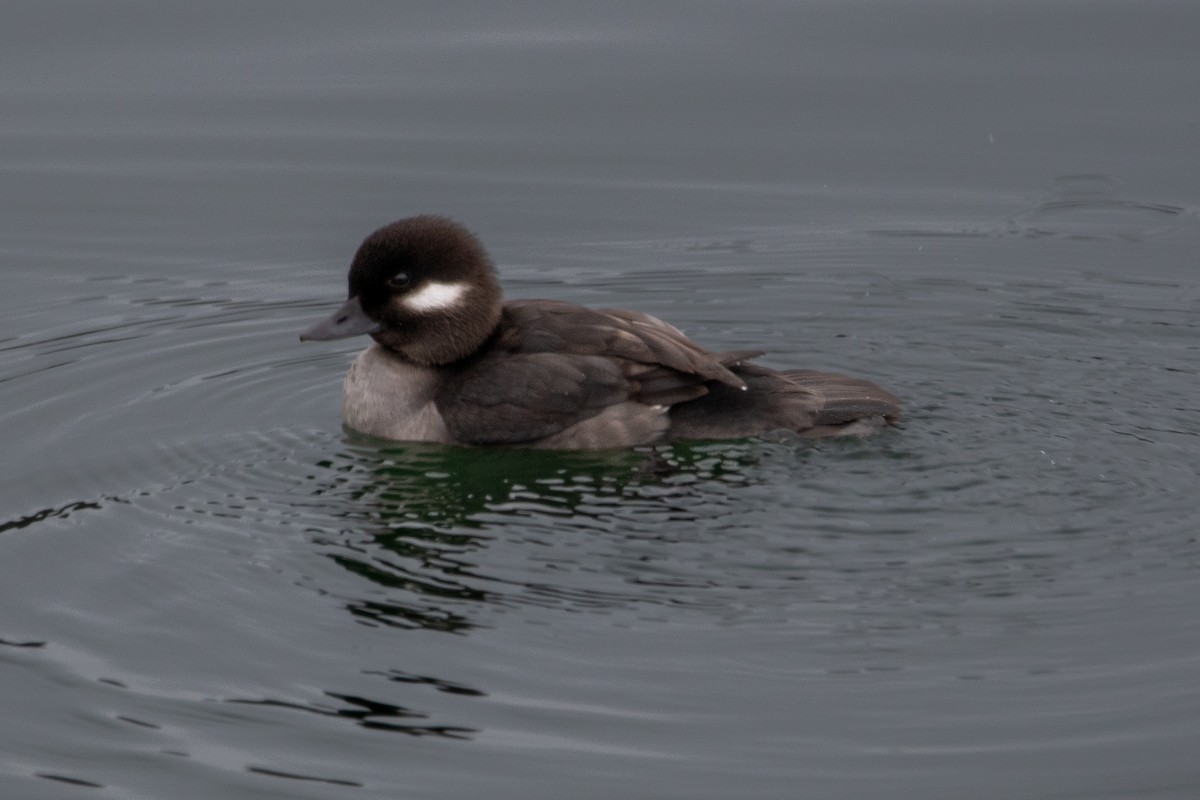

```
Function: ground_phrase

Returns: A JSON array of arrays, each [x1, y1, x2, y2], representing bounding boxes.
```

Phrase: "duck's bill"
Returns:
[[299, 296, 381, 341]]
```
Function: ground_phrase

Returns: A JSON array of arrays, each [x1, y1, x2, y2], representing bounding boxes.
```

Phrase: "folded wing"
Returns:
[[436, 300, 749, 445]]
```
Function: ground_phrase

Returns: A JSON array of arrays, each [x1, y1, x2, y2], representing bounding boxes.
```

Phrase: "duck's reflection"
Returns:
[[299, 435, 774, 740], [310, 436, 768, 633]]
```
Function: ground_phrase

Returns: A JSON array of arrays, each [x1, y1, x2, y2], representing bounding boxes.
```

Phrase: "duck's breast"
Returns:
[[341, 343, 450, 442]]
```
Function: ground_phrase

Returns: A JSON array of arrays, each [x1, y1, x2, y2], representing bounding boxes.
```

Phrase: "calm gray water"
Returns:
[[3, 3, 1199, 798]]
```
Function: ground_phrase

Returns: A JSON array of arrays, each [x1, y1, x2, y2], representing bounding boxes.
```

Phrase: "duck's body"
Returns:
[[301, 216, 900, 449]]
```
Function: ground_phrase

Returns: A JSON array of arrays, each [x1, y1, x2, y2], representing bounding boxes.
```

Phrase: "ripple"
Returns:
[[230, 694, 475, 741], [5, 257, 1196, 642], [1004, 174, 1189, 242], [4, 239, 1199, 714], [870, 174, 1195, 242]]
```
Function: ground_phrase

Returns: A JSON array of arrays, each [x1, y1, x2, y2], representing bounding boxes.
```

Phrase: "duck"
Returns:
[[300, 215, 901, 449]]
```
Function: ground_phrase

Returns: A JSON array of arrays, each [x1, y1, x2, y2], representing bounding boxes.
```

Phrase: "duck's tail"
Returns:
[[777, 369, 902, 438]]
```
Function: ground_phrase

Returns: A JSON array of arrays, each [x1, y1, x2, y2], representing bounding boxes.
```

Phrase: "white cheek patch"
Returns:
[[402, 281, 469, 312]]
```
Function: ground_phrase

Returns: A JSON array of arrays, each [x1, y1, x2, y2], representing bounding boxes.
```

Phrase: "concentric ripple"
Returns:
[[3, 232, 1200, 799]]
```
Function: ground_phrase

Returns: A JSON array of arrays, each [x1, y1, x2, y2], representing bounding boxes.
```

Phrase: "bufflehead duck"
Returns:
[[301, 215, 901, 448]]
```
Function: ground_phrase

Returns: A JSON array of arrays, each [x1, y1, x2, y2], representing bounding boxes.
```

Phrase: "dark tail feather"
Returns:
[[779, 369, 902, 430], [665, 364, 901, 442]]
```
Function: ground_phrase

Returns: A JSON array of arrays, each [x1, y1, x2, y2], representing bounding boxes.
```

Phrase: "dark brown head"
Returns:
[[300, 215, 503, 365]]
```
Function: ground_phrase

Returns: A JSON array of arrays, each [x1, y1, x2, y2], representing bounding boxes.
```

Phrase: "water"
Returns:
[[3, 3, 1199, 798]]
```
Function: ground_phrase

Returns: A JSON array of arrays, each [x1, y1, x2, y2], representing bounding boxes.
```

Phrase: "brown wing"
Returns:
[[435, 300, 759, 445], [501, 300, 749, 389]]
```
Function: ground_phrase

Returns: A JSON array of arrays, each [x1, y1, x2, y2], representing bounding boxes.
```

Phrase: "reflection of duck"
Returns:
[[300, 441, 763, 741], [317, 442, 652, 632], [302, 216, 901, 447], [314, 439, 762, 633]]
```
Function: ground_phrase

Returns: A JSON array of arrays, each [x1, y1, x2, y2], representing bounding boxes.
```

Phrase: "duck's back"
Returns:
[[431, 300, 733, 448], [429, 299, 899, 447]]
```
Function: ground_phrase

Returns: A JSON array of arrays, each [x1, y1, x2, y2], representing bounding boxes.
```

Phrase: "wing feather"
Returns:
[[435, 300, 758, 445]]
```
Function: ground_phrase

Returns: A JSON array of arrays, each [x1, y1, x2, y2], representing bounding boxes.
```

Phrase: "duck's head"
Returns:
[[300, 215, 503, 365]]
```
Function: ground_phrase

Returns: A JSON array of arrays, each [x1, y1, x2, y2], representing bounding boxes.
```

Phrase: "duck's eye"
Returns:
[[386, 272, 411, 290]]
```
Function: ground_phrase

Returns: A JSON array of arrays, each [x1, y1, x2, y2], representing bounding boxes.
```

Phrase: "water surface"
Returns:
[[2, 3, 1199, 798]]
